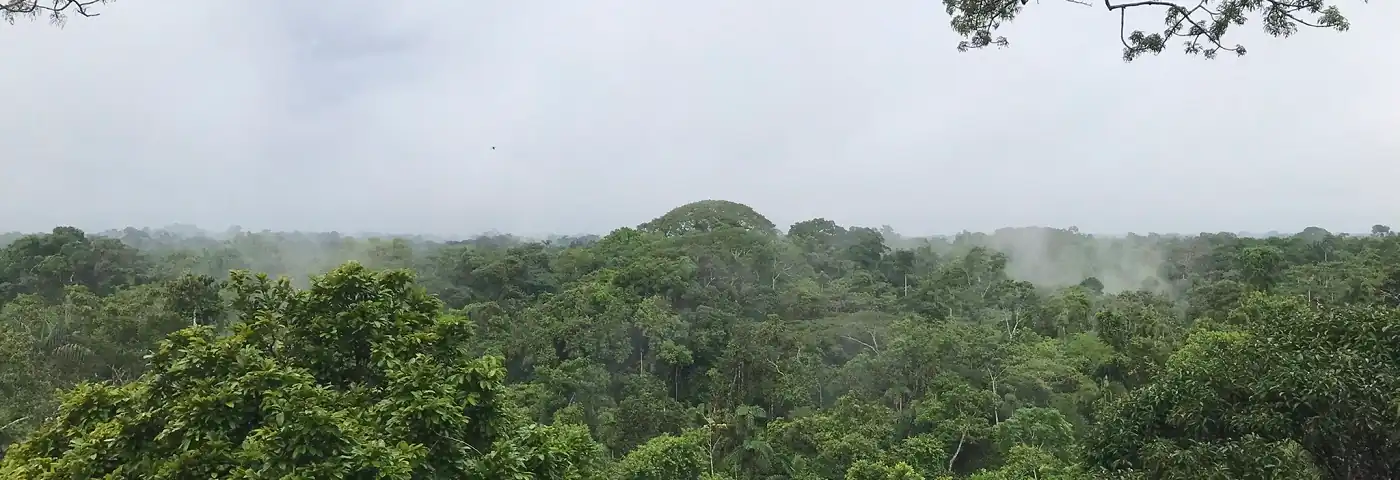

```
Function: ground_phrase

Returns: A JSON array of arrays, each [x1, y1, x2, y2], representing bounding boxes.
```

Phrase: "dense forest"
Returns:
[[1, 199, 1398, 479]]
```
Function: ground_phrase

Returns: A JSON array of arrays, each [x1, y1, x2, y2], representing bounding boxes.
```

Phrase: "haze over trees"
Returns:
[[2, 199, 1398, 478]]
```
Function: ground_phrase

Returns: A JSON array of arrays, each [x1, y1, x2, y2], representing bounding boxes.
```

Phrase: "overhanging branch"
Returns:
[[948, 0, 1355, 60], [3, 0, 107, 26]]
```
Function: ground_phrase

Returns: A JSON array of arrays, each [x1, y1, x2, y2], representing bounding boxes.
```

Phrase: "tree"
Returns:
[[0, 227, 153, 304], [1088, 293, 1399, 478], [9, 203, 1400, 478], [943, 0, 1356, 61], [2, 0, 109, 26], [0, 262, 605, 479], [639, 200, 778, 237]]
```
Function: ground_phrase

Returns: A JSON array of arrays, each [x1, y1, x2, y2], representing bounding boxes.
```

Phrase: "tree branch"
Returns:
[[3, 0, 108, 26], [0, 416, 30, 433], [842, 334, 880, 353], [947, 0, 1355, 60], [1108, 0, 1241, 60]]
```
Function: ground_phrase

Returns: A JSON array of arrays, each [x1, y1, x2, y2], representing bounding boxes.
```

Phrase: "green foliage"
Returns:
[[611, 428, 712, 479], [3, 203, 1400, 479], [1087, 292, 1398, 478], [640, 200, 778, 237], [0, 263, 604, 479], [0, 227, 152, 303]]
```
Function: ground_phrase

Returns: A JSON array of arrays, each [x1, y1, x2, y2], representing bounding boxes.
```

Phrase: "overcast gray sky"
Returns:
[[2, 1, 1395, 237]]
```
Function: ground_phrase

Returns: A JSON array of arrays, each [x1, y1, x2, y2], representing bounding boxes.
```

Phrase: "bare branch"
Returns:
[[0, 416, 31, 433], [3, 0, 110, 27], [841, 334, 880, 353]]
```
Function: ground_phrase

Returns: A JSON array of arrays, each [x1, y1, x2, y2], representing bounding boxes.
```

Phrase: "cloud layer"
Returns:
[[2, 0, 1395, 236]]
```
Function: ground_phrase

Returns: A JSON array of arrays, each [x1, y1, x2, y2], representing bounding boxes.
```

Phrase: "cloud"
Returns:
[[2, 0, 1395, 236]]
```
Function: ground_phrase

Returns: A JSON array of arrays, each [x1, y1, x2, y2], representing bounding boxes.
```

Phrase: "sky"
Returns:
[[1, 1, 1396, 237]]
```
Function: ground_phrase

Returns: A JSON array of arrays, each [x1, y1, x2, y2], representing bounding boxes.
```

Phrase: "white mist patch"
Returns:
[[983, 227, 1169, 293]]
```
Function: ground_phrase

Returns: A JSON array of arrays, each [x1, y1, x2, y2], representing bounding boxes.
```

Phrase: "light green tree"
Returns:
[[0, 262, 606, 479]]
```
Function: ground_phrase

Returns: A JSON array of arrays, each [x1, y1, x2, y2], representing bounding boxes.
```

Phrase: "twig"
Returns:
[[3, 0, 106, 26], [3, 0, 104, 17], [0, 416, 31, 433]]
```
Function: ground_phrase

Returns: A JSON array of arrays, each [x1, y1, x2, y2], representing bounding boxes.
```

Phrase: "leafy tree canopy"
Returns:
[[0, 263, 604, 479], [4, 202, 1400, 479]]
